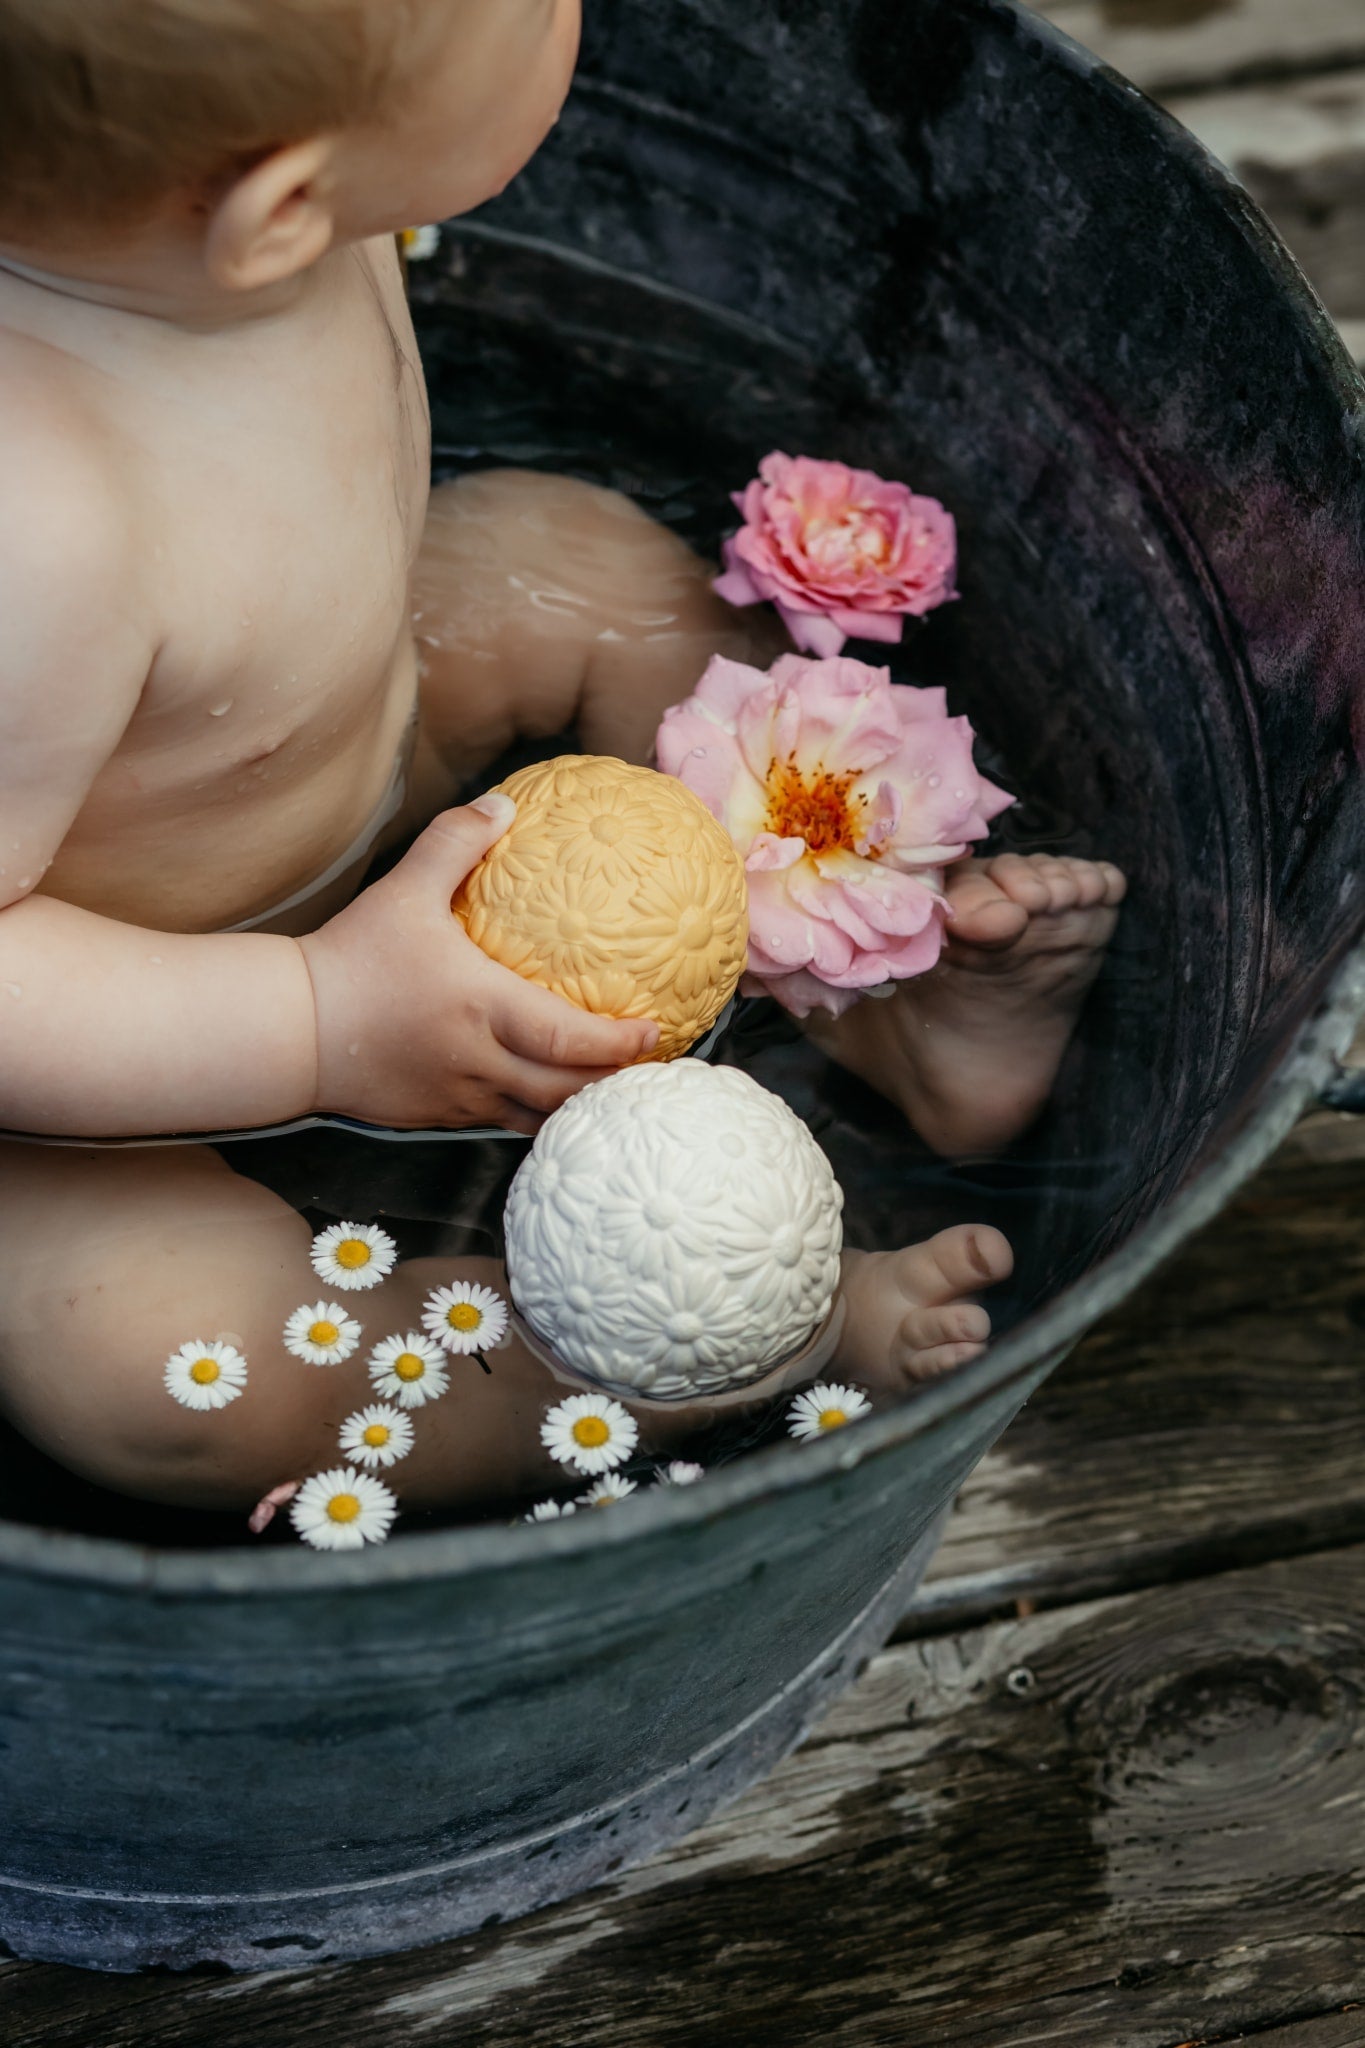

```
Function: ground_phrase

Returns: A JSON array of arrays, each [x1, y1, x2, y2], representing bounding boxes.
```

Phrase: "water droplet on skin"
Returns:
[[148, 955, 163, 966], [4, 984, 22, 999], [15, 877, 30, 890], [209, 701, 234, 718], [347, 1043, 360, 1057]]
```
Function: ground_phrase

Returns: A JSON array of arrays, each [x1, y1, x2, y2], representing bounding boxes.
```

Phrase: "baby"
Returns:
[[0, 0, 1124, 1514]]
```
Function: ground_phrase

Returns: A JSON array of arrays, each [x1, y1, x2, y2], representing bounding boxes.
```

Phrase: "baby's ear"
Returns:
[[203, 139, 338, 292]]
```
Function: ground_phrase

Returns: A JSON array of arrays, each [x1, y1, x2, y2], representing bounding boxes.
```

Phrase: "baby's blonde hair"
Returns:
[[0, 0, 444, 244]]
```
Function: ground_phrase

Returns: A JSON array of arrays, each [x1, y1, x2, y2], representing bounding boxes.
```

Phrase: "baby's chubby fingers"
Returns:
[[491, 975, 659, 1072]]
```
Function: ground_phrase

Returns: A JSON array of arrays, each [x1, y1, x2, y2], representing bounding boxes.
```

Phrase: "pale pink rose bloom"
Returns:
[[657, 653, 1012, 1018], [713, 452, 957, 658]]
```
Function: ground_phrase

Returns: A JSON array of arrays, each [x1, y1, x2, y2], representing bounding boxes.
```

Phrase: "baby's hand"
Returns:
[[298, 795, 658, 1134]]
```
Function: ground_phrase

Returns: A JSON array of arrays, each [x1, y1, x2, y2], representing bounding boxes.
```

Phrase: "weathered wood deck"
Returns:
[[7, 3, 1365, 2041]]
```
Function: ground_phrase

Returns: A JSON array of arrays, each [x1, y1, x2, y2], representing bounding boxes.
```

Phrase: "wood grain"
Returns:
[[7, 1547, 1365, 2046], [1034, 0, 1365, 99], [1170, 67, 1365, 317], [913, 1138, 1365, 1629]]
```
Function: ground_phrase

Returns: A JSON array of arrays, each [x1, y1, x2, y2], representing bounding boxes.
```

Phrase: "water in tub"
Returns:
[[0, 235, 1161, 1548]]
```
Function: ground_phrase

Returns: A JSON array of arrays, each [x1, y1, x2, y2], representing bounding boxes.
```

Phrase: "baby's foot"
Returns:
[[837, 1224, 1014, 1390], [810, 852, 1126, 1156]]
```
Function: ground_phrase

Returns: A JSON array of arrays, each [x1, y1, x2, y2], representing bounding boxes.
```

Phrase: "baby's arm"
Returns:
[[0, 459, 651, 1139]]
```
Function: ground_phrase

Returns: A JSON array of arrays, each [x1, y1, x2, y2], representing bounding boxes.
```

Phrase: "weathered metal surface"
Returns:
[[3, 0, 1365, 1972]]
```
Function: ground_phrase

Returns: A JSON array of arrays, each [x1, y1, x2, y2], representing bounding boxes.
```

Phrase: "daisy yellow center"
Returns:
[[572, 1416, 611, 1449], [764, 756, 866, 858], [327, 1493, 361, 1524], [395, 1353, 426, 1383], [363, 1423, 390, 1448], [190, 1357, 221, 1386], [335, 1239, 372, 1270], [309, 1320, 340, 1347], [447, 1303, 482, 1332], [818, 1407, 848, 1430]]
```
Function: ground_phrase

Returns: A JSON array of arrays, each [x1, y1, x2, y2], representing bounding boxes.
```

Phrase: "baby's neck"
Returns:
[[0, 237, 326, 333]]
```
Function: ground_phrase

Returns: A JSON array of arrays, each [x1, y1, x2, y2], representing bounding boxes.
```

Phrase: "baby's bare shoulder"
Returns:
[[0, 326, 146, 615]]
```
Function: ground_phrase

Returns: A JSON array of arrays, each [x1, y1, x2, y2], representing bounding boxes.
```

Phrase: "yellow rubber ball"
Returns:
[[453, 755, 749, 1062]]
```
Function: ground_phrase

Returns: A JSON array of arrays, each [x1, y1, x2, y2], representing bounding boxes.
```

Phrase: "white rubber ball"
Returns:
[[503, 1062, 844, 1402]]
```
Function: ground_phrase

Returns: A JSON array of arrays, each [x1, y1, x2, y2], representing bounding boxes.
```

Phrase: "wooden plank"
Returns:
[[1033, 0, 1365, 100], [1215, 2014, 1365, 2048], [7, 1547, 1365, 2046], [912, 1135, 1365, 1629], [1168, 67, 1365, 318]]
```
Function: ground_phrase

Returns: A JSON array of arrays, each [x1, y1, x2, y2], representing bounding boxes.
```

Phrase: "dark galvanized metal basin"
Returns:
[[3, 0, 1364, 1970]]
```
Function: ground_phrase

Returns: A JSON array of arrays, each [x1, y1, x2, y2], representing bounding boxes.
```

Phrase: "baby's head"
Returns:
[[0, 0, 579, 287]]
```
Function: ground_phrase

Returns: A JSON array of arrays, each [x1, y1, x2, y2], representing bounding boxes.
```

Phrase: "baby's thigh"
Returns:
[[0, 1141, 358, 1509]]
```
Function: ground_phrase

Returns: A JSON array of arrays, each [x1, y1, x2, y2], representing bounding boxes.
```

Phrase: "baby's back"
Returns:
[[0, 237, 430, 933]]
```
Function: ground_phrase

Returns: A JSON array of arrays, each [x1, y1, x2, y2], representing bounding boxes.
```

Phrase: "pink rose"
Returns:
[[713, 452, 957, 658], [657, 653, 1012, 1019]]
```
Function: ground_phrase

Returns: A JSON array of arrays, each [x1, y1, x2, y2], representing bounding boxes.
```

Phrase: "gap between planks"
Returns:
[[8, 1546, 1365, 2047]]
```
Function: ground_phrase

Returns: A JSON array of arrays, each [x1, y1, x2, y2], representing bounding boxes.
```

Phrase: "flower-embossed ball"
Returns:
[[453, 756, 749, 1062], [503, 1063, 844, 1401]]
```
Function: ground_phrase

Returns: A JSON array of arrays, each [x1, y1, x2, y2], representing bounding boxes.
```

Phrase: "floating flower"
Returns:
[[338, 1403, 415, 1470], [289, 1465, 398, 1550], [248, 1480, 301, 1535], [310, 1221, 397, 1293], [656, 1461, 706, 1486], [524, 1498, 578, 1522], [422, 1280, 509, 1356], [787, 1381, 872, 1440], [283, 1301, 363, 1366], [401, 223, 440, 261], [163, 1339, 248, 1412], [367, 1331, 450, 1409], [713, 452, 957, 657], [577, 1473, 637, 1508], [658, 652, 1012, 1018], [540, 1392, 639, 1475]]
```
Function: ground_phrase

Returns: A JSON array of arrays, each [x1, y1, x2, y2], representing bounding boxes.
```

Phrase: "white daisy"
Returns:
[[367, 1331, 450, 1409], [787, 1381, 873, 1441], [289, 1466, 398, 1551], [163, 1339, 248, 1412], [338, 1403, 414, 1470], [283, 1300, 363, 1366], [422, 1281, 509, 1355], [656, 1461, 705, 1486], [401, 223, 440, 261], [577, 1473, 637, 1508], [524, 1498, 578, 1522], [310, 1221, 397, 1293], [540, 1391, 638, 1475]]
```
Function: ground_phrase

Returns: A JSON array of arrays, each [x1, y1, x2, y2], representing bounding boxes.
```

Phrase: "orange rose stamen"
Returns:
[[764, 757, 869, 857]]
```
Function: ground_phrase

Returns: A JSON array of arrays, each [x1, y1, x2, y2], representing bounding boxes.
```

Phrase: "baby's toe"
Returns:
[[945, 865, 1032, 946], [900, 1302, 992, 1354], [984, 853, 1054, 915], [895, 1224, 1014, 1310], [1098, 860, 1128, 906], [898, 1337, 988, 1383]]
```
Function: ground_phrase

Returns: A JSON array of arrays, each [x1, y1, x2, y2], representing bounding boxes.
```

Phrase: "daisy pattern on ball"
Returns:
[[422, 1281, 509, 1356], [656, 1461, 706, 1486], [289, 1466, 398, 1551], [283, 1301, 363, 1367], [540, 1392, 638, 1476], [310, 1221, 397, 1293], [367, 1332, 450, 1409], [163, 1339, 248, 1412], [337, 1404, 414, 1470], [524, 1498, 577, 1522], [787, 1381, 872, 1440], [577, 1473, 637, 1508]]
